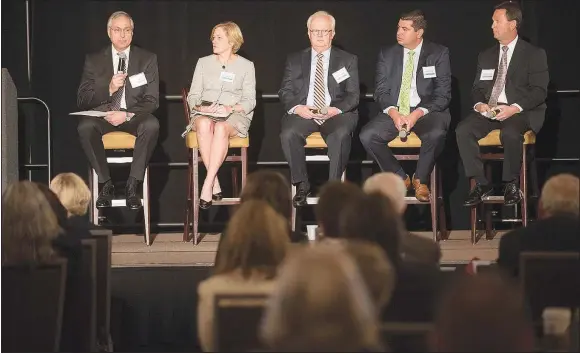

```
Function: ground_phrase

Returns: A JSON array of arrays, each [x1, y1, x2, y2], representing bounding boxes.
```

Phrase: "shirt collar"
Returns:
[[403, 39, 423, 57], [311, 47, 331, 61], [112, 45, 131, 59], [502, 35, 518, 52]]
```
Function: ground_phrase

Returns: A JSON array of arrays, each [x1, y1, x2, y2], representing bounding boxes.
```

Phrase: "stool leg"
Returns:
[[183, 150, 192, 242], [193, 148, 200, 245], [529, 145, 540, 219], [437, 167, 447, 241], [470, 178, 477, 244], [232, 165, 239, 197], [91, 169, 99, 226], [521, 146, 528, 227], [291, 184, 297, 232], [484, 162, 494, 239], [429, 165, 437, 242], [241, 147, 248, 190], [143, 167, 151, 246]]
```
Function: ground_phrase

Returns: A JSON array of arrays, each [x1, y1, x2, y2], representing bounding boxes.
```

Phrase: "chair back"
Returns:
[[380, 322, 434, 352], [1, 259, 67, 352], [89, 228, 113, 349], [520, 251, 580, 319], [213, 293, 269, 352], [182, 87, 191, 122]]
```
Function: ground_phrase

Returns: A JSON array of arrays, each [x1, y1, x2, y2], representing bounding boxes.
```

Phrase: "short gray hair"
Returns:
[[363, 172, 408, 215], [307, 10, 336, 31], [540, 173, 579, 217], [107, 11, 134, 30]]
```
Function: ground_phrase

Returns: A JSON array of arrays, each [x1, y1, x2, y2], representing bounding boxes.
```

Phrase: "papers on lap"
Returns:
[[69, 111, 108, 117]]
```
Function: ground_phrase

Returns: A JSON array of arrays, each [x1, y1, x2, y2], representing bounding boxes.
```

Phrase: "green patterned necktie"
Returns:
[[398, 50, 415, 115]]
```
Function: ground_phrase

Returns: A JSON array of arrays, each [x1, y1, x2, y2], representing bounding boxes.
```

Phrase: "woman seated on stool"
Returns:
[[187, 21, 256, 209]]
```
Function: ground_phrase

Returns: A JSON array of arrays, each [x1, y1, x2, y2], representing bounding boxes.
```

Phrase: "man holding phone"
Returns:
[[279, 11, 359, 207]]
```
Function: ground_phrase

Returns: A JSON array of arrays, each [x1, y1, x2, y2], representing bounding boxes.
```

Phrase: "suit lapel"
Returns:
[[301, 49, 311, 97], [393, 45, 404, 97], [416, 41, 430, 93], [327, 47, 339, 100], [507, 39, 524, 80], [490, 44, 500, 82], [103, 46, 114, 76]]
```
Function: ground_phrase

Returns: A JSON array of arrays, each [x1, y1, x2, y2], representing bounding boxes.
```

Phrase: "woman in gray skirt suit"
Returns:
[[187, 22, 256, 208]]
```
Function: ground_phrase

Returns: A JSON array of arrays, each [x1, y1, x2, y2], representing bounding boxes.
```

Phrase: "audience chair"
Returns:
[[213, 294, 269, 352], [470, 130, 539, 244], [291, 132, 347, 233], [89, 228, 113, 350], [181, 88, 249, 245], [89, 132, 151, 245], [386, 132, 447, 242], [1, 259, 67, 352], [380, 322, 434, 352]]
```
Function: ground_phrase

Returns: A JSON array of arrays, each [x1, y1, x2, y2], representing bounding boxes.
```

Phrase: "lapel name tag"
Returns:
[[480, 69, 495, 81], [422, 66, 437, 78], [332, 67, 350, 83], [220, 71, 236, 83], [129, 72, 147, 88]]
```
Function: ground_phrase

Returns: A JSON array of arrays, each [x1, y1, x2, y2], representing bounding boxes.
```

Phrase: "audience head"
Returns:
[[1, 181, 61, 264], [107, 11, 134, 52], [339, 192, 405, 265], [397, 9, 426, 49], [316, 180, 364, 238], [214, 200, 289, 279], [431, 272, 533, 352], [211, 21, 244, 54], [50, 173, 91, 217], [260, 245, 380, 352], [492, 1, 521, 43], [307, 10, 336, 52], [240, 170, 292, 223], [363, 172, 408, 215], [539, 173, 579, 219]]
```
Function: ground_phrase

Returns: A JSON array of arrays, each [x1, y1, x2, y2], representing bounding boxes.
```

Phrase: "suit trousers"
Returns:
[[77, 113, 159, 183], [455, 111, 530, 183], [280, 112, 358, 184], [359, 111, 448, 183]]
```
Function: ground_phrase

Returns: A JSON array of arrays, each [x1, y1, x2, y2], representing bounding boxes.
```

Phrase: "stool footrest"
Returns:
[[305, 155, 330, 162], [106, 157, 133, 164], [111, 198, 144, 207], [212, 198, 241, 206]]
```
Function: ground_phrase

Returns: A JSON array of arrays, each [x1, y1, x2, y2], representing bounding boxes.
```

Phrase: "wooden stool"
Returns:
[[387, 132, 447, 242], [89, 131, 151, 245], [470, 129, 539, 244], [181, 89, 249, 245], [291, 132, 346, 233]]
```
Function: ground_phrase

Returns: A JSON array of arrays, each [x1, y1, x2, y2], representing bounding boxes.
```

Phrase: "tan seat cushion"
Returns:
[[478, 129, 536, 146], [388, 132, 422, 148], [305, 132, 327, 148], [186, 132, 249, 149], [102, 132, 136, 150]]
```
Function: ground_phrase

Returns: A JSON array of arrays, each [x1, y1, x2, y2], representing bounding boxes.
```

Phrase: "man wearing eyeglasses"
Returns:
[[279, 11, 360, 207], [77, 11, 159, 210]]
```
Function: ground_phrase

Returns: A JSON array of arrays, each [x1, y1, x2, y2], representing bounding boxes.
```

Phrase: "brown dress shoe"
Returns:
[[403, 175, 411, 191], [412, 176, 431, 202]]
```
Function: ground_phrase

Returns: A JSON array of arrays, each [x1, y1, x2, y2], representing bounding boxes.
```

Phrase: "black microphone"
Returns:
[[399, 124, 409, 139], [117, 52, 127, 74], [222, 65, 225, 70]]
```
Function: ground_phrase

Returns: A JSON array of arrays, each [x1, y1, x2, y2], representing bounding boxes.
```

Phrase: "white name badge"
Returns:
[[480, 69, 495, 81], [220, 71, 236, 83], [332, 67, 350, 83], [422, 66, 437, 78], [129, 72, 147, 88]]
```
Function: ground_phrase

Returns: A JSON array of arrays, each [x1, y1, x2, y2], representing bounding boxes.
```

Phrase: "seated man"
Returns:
[[498, 173, 580, 277], [77, 11, 159, 209], [360, 10, 451, 202], [279, 10, 359, 207], [456, 1, 549, 207]]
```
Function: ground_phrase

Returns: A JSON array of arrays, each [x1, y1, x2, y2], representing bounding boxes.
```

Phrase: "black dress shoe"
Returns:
[[503, 181, 523, 206], [463, 183, 494, 207], [199, 199, 212, 209], [126, 177, 142, 210], [96, 180, 115, 208], [292, 182, 311, 208], [212, 192, 223, 201]]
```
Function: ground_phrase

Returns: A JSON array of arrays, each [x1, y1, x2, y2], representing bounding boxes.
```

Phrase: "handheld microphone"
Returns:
[[320, 106, 328, 115], [117, 52, 127, 74], [399, 124, 409, 139], [222, 65, 225, 70]]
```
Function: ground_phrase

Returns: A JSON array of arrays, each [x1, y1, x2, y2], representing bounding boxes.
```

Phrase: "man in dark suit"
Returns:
[[456, 1, 549, 207], [279, 11, 359, 207], [359, 10, 451, 202], [77, 11, 159, 209], [498, 173, 579, 277]]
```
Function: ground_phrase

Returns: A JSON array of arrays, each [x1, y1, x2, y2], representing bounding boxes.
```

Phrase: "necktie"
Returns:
[[110, 53, 126, 111], [398, 50, 415, 115], [488, 46, 509, 107], [313, 53, 326, 125]]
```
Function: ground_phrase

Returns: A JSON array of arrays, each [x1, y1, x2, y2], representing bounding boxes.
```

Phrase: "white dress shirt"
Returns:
[[385, 40, 428, 116], [111, 45, 131, 110], [288, 47, 333, 114]]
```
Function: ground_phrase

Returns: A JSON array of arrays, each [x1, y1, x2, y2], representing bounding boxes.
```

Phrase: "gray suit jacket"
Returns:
[[279, 46, 359, 113], [77, 45, 159, 115]]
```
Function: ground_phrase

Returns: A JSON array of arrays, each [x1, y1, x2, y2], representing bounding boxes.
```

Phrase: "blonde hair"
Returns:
[[214, 200, 289, 279], [50, 173, 91, 217], [1, 181, 61, 265], [540, 173, 579, 217], [260, 245, 381, 352], [307, 10, 336, 31], [363, 172, 408, 215], [210, 22, 244, 53]]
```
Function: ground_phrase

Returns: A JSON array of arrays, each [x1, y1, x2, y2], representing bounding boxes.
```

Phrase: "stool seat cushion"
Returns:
[[305, 132, 327, 148], [478, 129, 536, 146], [388, 132, 422, 148], [102, 132, 136, 150], [186, 132, 249, 149]]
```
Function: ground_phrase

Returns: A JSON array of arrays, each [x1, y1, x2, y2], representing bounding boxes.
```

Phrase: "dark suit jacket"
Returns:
[[77, 45, 159, 115], [374, 40, 452, 118], [497, 215, 579, 277], [472, 38, 549, 132], [278, 46, 359, 113]]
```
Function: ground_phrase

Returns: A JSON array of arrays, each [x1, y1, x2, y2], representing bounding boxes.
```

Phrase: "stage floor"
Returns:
[[111, 230, 505, 268]]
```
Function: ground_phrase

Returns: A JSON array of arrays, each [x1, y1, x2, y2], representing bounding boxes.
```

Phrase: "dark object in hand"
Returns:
[[200, 100, 214, 107]]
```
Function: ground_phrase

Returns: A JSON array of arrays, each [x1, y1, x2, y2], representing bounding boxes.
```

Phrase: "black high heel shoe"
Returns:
[[212, 192, 223, 201], [199, 199, 212, 209]]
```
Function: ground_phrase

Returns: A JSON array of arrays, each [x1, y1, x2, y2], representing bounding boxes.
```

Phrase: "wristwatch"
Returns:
[[125, 111, 132, 122]]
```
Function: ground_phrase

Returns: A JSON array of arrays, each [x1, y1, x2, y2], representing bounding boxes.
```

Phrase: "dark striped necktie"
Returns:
[[313, 53, 326, 125]]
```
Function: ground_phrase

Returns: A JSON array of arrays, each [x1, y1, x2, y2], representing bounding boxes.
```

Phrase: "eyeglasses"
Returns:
[[309, 29, 333, 36], [110, 27, 133, 35]]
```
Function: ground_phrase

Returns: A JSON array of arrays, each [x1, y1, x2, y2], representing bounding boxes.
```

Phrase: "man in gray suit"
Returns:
[[77, 11, 159, 210], [279, 10, 359, 207], [360, 10, 451, 202]]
